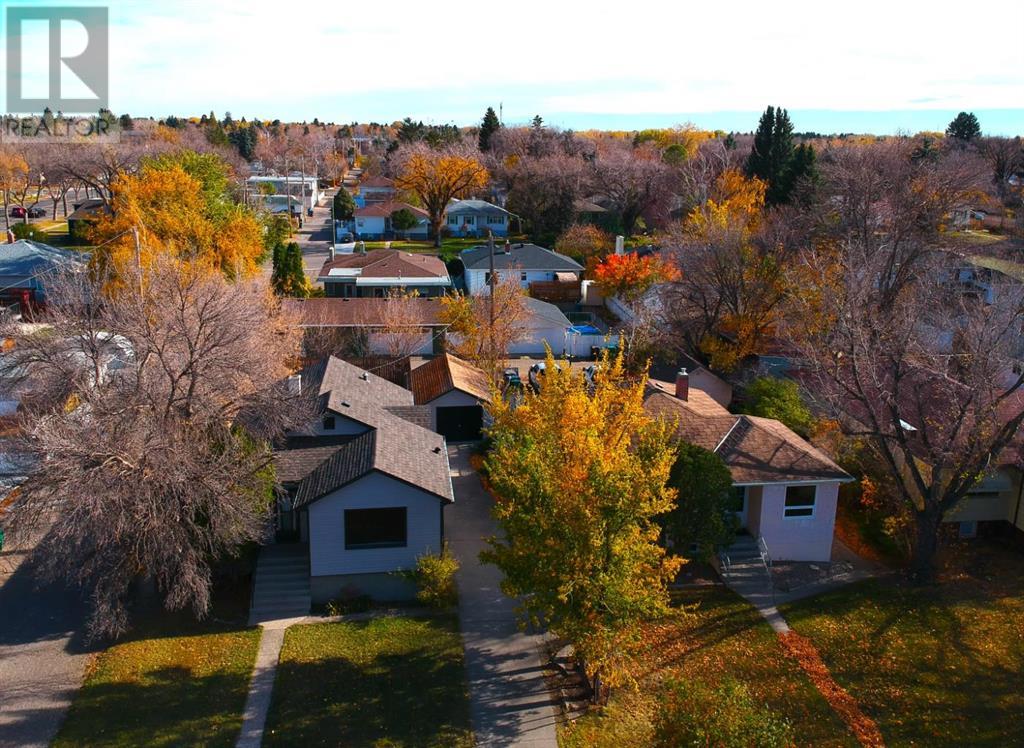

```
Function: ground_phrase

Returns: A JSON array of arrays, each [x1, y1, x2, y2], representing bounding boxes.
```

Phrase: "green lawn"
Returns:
[[54, 625, 261, 748], [781, 544, 1024, 747], [264, 615, 472, 748], [559, 587, 857, 747]]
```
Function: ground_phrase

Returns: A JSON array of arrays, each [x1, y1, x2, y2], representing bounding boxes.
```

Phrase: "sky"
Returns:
[[4, 0, 1024, 135]]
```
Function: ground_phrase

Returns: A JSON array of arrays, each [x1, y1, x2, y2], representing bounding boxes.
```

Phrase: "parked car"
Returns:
[[8, 206, 44, 219], [27, 206, 45, 218], [9, 207, 25, 218], [337, 231, 354, 243]]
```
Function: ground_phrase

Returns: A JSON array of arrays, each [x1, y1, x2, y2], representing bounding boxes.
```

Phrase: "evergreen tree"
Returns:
[[333, 187, 355, 221], [270, 242, 286, 293], [745, 106, 811, 205], [272, 242, 308, 297], [531, 114, 544, 130], [946, 111, 981, 141], [118, 113, 134, 130], [479, 106, 501, 151]]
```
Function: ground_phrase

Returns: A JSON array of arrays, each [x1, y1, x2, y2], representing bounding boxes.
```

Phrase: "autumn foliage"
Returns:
[[481, 352, 683, 696], [393, 145, 488, 246], [88, 152, 266, 287], [592, 252, 677, 302]]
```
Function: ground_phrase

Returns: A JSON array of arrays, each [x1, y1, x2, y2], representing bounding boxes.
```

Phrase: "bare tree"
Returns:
[[373, 291, 432, 360], [0, 259, 311, 638], [785, 141, 1021, 581], [592, 146, 673, 236]]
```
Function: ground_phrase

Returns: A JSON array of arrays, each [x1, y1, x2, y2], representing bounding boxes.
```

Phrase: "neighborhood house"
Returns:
[[445, 199, 514, 237], [460, 242, 584, 295], [316, 248, 451, 298], [644, 372, 852, 562]]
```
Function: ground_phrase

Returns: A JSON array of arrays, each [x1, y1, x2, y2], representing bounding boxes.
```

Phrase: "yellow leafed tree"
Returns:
[[394, 146, 488, 247], [481, 352, 683, 700]]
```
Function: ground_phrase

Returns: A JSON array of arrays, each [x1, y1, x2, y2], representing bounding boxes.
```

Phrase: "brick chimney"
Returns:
[[615, 235, 625, 255], [675, 368, 689, 401]]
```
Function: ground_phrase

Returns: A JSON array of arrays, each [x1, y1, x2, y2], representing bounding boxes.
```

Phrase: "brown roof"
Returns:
[[410, 354, 492, 405], [354, 201, 428, 219], [283, 297, 446, 328], [644, 380, 850, 485], [359, 175, 396, 189], [318, 248, 447, 280]]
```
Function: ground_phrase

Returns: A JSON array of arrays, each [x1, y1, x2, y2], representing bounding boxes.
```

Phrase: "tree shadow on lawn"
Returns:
[[53, 665, 252, 748], [264, 624, 472, 748], [266, 650, 470, 747]]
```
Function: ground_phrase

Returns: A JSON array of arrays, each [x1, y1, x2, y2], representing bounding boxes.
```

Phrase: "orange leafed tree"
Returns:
[[89, 155, 266, 288], [394, 146, 489, 247], [592, 252, 678, 302]]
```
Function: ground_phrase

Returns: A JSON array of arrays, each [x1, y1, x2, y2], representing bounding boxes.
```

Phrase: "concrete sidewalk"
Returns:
[[446, 444, 558, 747]]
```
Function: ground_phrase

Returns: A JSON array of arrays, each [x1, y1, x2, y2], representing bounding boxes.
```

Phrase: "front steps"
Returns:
[[249, 544, 311, 625]]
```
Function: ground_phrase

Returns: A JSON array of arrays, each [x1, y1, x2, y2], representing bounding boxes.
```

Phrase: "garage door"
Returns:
[[436, 405, 483, 441]]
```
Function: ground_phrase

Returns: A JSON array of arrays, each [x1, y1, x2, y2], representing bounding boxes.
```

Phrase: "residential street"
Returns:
[[0, 541, 91, 748], [446, 444, 559, 747]]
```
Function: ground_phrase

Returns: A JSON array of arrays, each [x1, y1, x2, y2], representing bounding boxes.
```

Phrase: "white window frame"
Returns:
[[783, 485, 817, 519]]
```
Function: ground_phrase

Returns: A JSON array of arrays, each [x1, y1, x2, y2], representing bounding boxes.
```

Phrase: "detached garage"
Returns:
[[410, 354, 491, 441]]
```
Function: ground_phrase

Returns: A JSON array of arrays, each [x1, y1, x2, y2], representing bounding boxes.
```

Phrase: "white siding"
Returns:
[[465, 268, 576, 295], [367, 332, 435, 356], [507, 326, 570, 356], [307, 471, 445, 577], [754, 482, 839, 562], [313, 412, 371, 436]]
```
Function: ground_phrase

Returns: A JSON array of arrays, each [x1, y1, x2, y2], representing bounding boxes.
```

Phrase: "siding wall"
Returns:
[[314, 413, 372, 436], [465, 269, 576, 295], [426, 389, 481, 432], [754, 482, 839, 562], [307, 470, 445, 577]]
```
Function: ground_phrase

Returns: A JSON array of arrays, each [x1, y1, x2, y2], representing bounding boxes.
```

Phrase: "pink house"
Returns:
[[644, 373, 852, 563]]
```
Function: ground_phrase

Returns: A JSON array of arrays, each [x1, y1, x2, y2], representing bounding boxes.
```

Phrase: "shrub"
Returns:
[[11, 222, 45, 241], [410, 547, 459, 608], [664, 442, 737, 561], [654, 677, 793, 748], [739, 377, 814, 437]]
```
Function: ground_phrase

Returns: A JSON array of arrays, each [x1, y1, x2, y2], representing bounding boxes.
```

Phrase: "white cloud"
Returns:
[[100, 0, 1024, 119]]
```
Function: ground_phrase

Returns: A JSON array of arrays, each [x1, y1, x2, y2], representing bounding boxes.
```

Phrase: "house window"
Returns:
[[448, 215, 459, 226], [784, 485, 816, 518], [322, 415, 336, 430], [463, 216, 475, 225], [487, 215, 505, 225], [484, 271, 492, 286], [520, 272, 528, 281], [344, 507, 407, 549]]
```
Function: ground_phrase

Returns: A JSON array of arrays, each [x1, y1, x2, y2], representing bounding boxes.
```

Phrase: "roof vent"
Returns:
[[341, 400, 351, 408], [432, 446, 442, 454], [360, 372, 368, 381]]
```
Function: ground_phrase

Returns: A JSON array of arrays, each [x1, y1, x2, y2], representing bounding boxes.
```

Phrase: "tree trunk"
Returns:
[[432, 217, 442, 248], [910, 504, 942, 583]]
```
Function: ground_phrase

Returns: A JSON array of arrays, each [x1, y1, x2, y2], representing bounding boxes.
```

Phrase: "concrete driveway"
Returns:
[[0, 542, 92, 748], [446, 444, 558, 747]]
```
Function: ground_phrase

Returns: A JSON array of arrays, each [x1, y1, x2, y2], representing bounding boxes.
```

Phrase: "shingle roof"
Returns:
[[643, 380, 850, 485], [286, 357, 454, 507], [354, 201, 428, 219], [446, 199, 510, 216], [522, 296, 573, 328], [0, 240, 86, 277], [292, 409, 453, 507], [460, 243, 583, 272], [410, 354, 492, 404], [317, 249, 448, 281], [284, 297, 446, 328], [359, 176, 396, 189]]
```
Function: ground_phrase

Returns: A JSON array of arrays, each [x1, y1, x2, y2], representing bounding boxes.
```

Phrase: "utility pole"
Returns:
[[488, 230, 496, 366]]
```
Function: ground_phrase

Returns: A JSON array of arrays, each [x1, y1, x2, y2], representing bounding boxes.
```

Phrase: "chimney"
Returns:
[[329, 244, 336, 261], [504, 239, 511, 254], [359, 241, 366, 254], [615, 235, 624, 256], [287, 374, 302, 395], [675, 368, 689, 401]]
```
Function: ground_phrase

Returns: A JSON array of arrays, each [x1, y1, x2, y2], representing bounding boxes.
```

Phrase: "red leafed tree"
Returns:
[[592, 252, 677, 302]]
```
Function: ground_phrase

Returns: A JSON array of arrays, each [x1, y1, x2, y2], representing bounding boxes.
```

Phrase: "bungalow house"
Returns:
[[445, 199, 513, 238], [0, 240, 87, 316], [284, 296, 448, 357], [460, 242, 584, 295], [316, 248, 451, 298], [356, 176, 398, 207], [410, 353, 492, 441], [352, 201, 429, 240], [274, 356, 452, 604], [644, 372, 852, 562]]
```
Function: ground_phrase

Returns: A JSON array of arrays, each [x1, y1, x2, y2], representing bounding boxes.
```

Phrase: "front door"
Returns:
[[730, 486, 748, 530]]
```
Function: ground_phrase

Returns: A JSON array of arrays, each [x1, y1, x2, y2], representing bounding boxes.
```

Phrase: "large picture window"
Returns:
[[784, 485, 816, 519], [344, 507, 407, 549]]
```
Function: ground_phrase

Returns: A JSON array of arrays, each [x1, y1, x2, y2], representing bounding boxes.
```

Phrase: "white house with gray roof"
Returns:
[[460, 242, 584, 295], [445, 198, 513, 237], [272, 357, 453, 604]]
